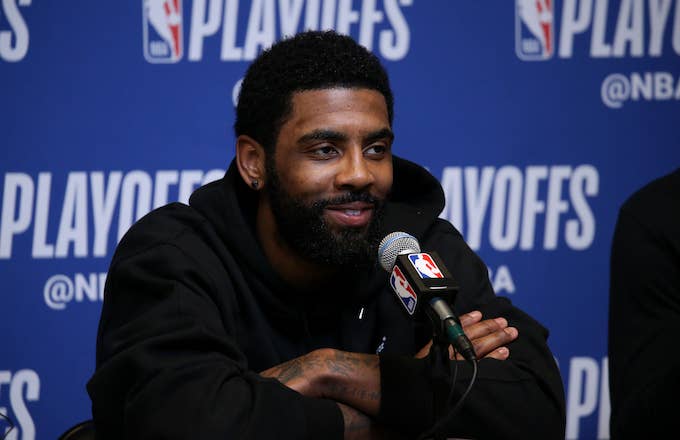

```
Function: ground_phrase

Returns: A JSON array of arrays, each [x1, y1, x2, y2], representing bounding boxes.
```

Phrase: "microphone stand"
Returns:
[[380, 245, 477, 440], [423, 303, 458, 440], [420, 288, 478, 440]]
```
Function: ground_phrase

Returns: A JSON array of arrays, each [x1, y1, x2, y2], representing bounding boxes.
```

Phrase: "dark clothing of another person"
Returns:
[[609, 168, 680, 439], [88, 157, 565, 439]]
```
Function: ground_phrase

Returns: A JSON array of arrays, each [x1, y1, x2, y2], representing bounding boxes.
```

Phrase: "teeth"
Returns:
[[345, 209, 361, 216]]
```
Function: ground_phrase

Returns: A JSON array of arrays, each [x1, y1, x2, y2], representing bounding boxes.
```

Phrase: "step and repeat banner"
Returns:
[[1, 1, 679, 438]]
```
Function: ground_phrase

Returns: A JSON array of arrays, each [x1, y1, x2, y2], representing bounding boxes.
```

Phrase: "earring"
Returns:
[[251, 179, 259, 189]]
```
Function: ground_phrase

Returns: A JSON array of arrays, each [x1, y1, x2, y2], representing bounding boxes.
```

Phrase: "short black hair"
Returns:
[[234, 30, 393, 153]]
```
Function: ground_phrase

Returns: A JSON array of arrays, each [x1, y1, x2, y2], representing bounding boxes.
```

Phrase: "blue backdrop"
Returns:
[[1, 1, 679, 438]]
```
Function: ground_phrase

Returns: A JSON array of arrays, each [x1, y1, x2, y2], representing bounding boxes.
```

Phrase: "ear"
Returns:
[[236, 135, 267, 191]]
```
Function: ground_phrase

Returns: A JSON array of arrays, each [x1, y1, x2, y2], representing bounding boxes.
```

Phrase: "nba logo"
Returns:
[[390, 266, 417, 315], [143, 0, 183, 63], [516, 0, 554, 60], [408, 253, 444, 279]]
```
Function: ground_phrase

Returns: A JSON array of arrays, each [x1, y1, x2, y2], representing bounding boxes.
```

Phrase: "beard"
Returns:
[[265, 161, 386, 272]]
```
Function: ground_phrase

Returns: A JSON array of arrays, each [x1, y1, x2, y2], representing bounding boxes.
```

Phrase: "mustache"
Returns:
[[312, 192, 383, 209]]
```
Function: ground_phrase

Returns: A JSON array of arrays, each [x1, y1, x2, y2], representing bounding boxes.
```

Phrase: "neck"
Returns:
[[256, 196, 338, 289]]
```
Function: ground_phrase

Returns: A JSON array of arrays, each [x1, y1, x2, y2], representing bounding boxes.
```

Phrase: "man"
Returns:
[[88, 31, 565, 439], [609, 168, 680, 438]]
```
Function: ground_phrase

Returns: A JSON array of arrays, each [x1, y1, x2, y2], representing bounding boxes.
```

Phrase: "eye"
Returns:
[[310, 145, 339, 159], [364, 144, 388, 156]]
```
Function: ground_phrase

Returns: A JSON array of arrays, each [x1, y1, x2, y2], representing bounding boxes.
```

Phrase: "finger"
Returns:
[[415, 340, 433, 359], [463, 317, 508, 341], [484, 346, 510, 361], [470, 326, 518, 359], [454, 346, 511, 361], [459, 310, 482, 328]]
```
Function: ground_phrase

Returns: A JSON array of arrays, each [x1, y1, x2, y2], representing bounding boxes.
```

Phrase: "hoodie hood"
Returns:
[[384, 156, 446, 241], [187, 155, 445, 323]]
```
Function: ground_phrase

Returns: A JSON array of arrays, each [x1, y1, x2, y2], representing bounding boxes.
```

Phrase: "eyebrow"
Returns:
[[298, 129, 348, 144], [297, 128, 394, 144], [364, 128, 395, 144]]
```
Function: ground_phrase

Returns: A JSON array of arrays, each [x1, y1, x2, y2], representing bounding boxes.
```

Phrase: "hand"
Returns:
[[259, 349, 330, 397], [260, 348, 381, 416], [262, 351, 391, 438], [415, 310, 518, 360]]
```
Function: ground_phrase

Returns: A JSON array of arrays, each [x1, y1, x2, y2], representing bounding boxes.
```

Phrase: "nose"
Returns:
[[334, 147, 374, 190]]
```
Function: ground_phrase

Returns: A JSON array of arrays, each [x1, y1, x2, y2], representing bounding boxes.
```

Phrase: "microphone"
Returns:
[[378, 232, 477, 362]]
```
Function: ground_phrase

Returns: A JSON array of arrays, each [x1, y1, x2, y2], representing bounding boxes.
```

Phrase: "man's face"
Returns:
[[265, 88, 394, 270]]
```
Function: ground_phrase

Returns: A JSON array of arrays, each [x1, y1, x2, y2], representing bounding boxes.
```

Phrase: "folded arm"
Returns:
[[261, 311, 518, 438]]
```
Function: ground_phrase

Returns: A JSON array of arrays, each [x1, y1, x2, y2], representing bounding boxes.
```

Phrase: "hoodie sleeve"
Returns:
[[377, 219, 565, 440], [87, 222, 343, 440]]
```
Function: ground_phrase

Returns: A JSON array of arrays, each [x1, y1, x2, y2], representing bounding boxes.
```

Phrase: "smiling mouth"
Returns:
[[342, 209, 362, 216], [324, 202, 374, 227]]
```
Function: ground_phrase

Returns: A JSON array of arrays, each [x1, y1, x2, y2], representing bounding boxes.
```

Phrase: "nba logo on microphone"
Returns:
[[390, 266, 417, 315], [408, 253, 444, 279], [143, 0, 183, 63], [515, 0, 553, 60]]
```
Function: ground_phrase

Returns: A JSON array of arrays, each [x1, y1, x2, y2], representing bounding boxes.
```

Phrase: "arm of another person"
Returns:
[[609, 204, 680, 438]]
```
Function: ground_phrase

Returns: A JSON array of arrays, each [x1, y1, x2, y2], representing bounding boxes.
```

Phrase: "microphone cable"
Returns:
[[418, 354, 479, 440], [377, 232, 480, 439]]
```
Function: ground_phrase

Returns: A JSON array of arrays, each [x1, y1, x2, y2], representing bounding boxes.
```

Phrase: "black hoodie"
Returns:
[[88, 157, 565, 439]]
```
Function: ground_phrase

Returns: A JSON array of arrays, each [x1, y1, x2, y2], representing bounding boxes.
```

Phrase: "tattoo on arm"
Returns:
[[324, 351, 382, 408], [261, 349, 382, 415], [325, 350, 379, 377], [338, 403, 375, 438], [268, 358, 304, 383], [326, 382, 381, 402], [263, 352, 325, 384]]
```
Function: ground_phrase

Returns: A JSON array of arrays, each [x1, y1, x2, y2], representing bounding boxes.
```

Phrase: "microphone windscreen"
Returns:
[[378, 232, 420, 272]]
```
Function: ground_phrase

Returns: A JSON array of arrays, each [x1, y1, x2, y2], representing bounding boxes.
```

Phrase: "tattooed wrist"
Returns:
[[338, 403, 374, 439], [265, 351, 325, 383], [260, 348, 382, 414]]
